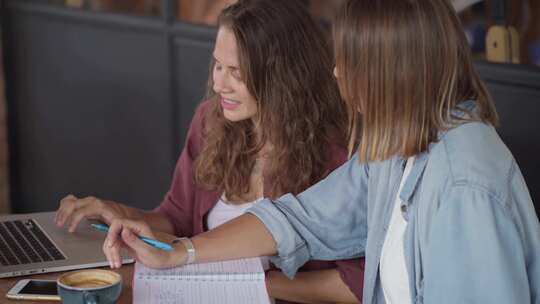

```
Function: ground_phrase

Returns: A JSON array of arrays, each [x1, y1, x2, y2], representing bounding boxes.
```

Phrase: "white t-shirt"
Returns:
[[207, 197, 262, 229], [379, 156, 415, 304]]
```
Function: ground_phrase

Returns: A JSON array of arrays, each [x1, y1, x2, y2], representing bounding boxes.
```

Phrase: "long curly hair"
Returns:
[[194, 0, 347, 199]]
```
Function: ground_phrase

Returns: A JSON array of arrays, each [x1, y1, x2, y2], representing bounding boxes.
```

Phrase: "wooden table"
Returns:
[[0, 265, 134, 303]]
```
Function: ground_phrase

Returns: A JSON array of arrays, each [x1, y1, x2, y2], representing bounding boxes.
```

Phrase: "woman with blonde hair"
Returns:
[[103, 0, 540, 303]]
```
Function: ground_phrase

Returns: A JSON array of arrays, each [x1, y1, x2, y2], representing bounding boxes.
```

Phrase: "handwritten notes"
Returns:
[[133, 258, 271, 304]]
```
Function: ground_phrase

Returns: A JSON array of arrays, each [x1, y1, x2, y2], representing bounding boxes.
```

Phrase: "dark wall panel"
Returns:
[[7, 9, 175, 212]]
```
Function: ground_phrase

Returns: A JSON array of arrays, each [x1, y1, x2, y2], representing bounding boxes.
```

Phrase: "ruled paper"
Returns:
[[133, 258, 270, 304]]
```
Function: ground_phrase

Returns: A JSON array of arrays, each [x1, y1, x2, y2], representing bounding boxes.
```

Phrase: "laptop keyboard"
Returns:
[[0, 219, 65, 266]]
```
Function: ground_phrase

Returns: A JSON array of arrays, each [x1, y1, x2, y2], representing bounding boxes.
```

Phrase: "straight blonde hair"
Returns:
[[334, 0, 498, 162]]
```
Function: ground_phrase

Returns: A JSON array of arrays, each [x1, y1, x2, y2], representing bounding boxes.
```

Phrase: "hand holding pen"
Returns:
[[100, 219, 186, 269], [92, 223, 173, 251]]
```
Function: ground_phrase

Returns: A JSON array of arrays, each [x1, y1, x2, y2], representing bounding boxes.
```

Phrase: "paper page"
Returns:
[[136, 257, 264, 277], [133, 258, 271, 304]]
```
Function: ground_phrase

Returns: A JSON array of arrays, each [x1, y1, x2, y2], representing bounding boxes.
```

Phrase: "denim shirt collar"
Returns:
[[399, 151, 429, 206]]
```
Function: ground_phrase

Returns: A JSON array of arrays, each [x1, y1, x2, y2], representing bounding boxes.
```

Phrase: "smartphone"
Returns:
[[6, 279, 61, 301]]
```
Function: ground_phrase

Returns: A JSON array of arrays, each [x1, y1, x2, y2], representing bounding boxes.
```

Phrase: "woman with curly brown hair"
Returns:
[[55, 0, 364, 303]]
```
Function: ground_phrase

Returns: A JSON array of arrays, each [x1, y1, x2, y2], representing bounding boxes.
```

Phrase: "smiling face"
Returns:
[[212, 26, 258, 122]]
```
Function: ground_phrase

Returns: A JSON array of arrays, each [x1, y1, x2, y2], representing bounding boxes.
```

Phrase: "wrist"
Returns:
[[171, 237, 195, 265], [170, 241, 188, 267]]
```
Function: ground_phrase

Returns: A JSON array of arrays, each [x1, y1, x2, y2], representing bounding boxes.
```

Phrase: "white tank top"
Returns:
[[207, 197, 262, 230]]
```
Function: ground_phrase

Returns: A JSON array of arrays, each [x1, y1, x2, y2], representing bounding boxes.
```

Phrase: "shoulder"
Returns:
[[184, 99, 215, 156], [431, 121, 515, 203], [190, 100, 214, 131]]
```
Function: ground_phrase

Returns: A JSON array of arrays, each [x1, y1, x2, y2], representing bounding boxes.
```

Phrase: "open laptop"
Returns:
[[0, 212, 133, 278]]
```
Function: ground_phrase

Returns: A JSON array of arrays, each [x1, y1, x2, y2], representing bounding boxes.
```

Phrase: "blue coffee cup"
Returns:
[[57, 269, 122, 304]]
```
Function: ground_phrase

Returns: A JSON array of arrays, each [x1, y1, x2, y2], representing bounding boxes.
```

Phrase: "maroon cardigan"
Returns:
[[155, 101, 365, 302]]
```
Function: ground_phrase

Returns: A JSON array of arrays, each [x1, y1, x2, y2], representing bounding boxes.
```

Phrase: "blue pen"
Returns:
[[91, 223, 173, 251]]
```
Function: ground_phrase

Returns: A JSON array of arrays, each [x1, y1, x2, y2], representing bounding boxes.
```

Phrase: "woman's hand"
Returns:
[[103, 219, 186, 269], [55, 194, 125, 232]]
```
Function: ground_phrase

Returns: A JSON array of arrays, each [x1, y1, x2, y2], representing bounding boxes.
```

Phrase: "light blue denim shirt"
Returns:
[[248, 105, 540, 303]]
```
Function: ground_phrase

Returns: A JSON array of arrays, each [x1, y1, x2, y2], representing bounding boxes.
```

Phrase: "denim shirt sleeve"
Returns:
[[247, 154, 368, 279], [423, 183, 538, 304]]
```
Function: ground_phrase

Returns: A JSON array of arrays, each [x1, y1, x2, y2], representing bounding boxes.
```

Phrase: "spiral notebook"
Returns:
[[133, 257, 271, 304]]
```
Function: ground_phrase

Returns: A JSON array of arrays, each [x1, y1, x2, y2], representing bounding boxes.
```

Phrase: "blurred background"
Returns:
[[0, 0, 539, 216]]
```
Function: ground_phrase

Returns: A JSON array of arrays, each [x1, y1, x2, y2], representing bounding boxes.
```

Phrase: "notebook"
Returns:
[[133, 257, 271, 304]]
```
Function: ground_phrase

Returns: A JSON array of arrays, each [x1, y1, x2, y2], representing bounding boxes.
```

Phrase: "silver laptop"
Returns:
[[0, 212, 133, 278]]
